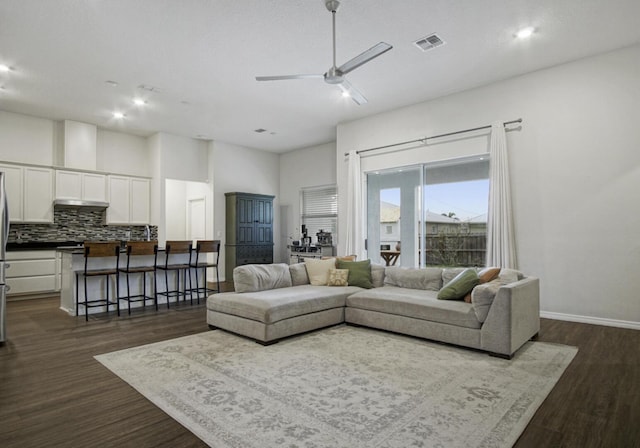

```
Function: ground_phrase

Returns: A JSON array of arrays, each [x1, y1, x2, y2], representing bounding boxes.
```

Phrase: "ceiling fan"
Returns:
[[256, 0, 393, 105]]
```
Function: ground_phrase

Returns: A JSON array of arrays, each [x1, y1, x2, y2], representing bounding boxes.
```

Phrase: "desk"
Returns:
[[380, 250, 400, 266]]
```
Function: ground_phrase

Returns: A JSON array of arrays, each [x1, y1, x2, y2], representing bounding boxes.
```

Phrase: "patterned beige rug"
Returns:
[[95, 325, 576, 448]]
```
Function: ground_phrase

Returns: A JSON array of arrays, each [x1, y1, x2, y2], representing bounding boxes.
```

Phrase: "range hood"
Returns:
[[53, 199, 109, 210]]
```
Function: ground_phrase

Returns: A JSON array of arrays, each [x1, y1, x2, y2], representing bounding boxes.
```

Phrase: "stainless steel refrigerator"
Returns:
[[0, 171, 9, 344]]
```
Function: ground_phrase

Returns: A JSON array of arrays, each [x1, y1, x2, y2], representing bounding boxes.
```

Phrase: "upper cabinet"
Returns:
[[106, 175, 150, 225], [55, 170, 107, 202], [0, 163, 53, 223]]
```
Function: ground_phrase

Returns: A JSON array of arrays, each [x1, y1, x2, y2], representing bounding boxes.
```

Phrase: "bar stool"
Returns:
[[154, 240, 192, 307], [188, 240, 221, 303], [118, 241, 157, 314], [76, 241, 121, 321]]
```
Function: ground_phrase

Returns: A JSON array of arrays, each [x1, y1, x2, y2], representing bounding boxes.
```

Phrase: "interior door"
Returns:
[[187, 197, 206, 242]]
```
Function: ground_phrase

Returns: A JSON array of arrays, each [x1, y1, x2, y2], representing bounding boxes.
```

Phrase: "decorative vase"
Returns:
[[395, 241, 401, 251]]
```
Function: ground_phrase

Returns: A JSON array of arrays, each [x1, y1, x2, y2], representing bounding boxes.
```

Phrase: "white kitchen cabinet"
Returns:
[[55, 169, 107, 202], [0, 164, 53, 223], [0, 163, 24, 222], [23, 167, 54, 222], [83, 172, 107, 202], [6, 250, 58, 296], [106, 175, 150, 224], [130, 177, 150, 224]]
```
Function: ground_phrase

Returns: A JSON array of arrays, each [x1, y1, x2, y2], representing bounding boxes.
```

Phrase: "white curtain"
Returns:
[[345, 150, 364, 259], [486, 122, 518, 268]]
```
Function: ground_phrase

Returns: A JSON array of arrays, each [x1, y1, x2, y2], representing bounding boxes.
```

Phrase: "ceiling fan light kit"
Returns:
[[256, 0, 393, 105]]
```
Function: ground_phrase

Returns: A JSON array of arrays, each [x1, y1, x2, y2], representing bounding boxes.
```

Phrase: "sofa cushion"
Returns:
[[289, 263, 310, 286], [471, 279, 503, 322], [336, 259, 373, 289], [499, 268, 522, 283], [327, 268, 349, 286], [438, 268, 479, 300], [208, 285, 362, 324], [347, 286, 481, 329], [233, 263, 292, 293], [305, 258, 336, 285], [384, 267, 442, 291], [371, 263, 385, 288], [442, 268, 468, 285]]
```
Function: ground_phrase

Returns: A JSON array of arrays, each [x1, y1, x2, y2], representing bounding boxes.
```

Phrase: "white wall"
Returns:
[[157, 133, 209, 182], [279, 142, 336, 250], [165, 179, 187, 239], [148, 132, 212, 243], [336, 44, 640, 328], [0, 111, 55, 165], [213, 140, 280, 280], [97, 129, 149, 177]]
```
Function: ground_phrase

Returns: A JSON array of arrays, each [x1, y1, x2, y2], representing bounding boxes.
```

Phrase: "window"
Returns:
[[301, 185, 337, 244], [366, 156, 488, 267]]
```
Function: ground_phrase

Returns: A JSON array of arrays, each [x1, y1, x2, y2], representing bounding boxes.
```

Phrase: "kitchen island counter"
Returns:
[[59, 248, 191, 316]]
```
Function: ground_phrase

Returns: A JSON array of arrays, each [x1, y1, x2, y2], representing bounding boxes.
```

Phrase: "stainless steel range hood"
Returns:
[[53, 199, 109, 210]]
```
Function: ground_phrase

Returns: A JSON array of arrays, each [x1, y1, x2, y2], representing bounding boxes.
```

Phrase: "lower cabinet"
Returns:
[[6, 250, 59, 296], [225, 245, 273, 280]]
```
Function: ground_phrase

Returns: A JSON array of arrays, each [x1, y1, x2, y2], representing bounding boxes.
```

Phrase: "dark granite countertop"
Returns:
[[7, 241, 83, 251]]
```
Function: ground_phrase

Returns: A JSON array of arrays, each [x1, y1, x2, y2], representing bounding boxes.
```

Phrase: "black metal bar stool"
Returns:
[[118, 241, 157, 314], [75, 241, 121, 321], [188, 240, 221, 303], [154, 240, 192, 307]]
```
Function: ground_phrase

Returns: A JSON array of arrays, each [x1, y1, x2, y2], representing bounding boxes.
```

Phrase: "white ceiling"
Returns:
[[1, 0, 639, 153]]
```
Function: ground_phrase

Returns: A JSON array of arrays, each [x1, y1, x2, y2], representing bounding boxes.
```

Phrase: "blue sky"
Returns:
[[380, 179, 489, 220]]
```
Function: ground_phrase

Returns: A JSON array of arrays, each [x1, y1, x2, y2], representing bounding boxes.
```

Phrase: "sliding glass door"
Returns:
[[366, 166, 421, 267], [366, 156, 489, 267]]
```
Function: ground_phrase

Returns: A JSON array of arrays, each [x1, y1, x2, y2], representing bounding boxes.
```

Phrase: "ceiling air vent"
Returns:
[[414, 33, 445, 52]]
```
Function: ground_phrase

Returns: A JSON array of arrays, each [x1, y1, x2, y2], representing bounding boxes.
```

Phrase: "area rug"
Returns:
[[95, 325, 577, 448]]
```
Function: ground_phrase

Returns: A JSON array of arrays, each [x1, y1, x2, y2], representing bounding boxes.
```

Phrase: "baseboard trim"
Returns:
[[541, 311, 640, 330]]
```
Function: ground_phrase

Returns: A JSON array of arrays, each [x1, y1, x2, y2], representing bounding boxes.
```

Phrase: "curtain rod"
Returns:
[[344, 118, 522, 157]]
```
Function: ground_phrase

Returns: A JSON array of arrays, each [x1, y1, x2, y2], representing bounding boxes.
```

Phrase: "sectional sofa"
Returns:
[[206, 261, 540, 358]]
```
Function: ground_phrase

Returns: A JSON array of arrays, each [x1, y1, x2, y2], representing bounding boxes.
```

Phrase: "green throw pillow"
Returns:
[[437, 268, 479, 300], [336, 259, 373, 289]]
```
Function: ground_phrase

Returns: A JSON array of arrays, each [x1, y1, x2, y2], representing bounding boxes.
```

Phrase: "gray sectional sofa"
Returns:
[[206, 262, 540, 358]]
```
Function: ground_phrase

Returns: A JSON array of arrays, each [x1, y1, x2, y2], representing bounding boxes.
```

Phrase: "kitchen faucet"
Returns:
[[144, 225, 151, 241]]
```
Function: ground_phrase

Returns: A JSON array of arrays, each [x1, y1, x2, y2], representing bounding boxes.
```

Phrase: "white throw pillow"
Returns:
[[304, 258, 336, 285]]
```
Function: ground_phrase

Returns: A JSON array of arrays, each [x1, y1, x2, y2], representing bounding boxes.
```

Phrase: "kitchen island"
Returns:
[[59, 247, 193, 316]]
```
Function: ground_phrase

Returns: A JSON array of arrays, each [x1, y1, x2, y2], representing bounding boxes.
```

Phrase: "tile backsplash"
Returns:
[[9, 208, 158, 243]]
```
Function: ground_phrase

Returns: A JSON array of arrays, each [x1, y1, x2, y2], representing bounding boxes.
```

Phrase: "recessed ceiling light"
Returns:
[[515, 27, 535, 39], [112, 111, 125, 119], [133, 98, 146, 106], [105, 80, 119, 87], [0, 64, 11, 73]]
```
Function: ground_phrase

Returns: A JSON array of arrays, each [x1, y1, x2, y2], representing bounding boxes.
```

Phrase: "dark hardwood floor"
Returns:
[[1, 289, 638, 448]]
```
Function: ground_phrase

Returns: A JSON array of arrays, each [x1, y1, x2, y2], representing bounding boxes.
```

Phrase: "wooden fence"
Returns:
[[423, 234, 486, 267]]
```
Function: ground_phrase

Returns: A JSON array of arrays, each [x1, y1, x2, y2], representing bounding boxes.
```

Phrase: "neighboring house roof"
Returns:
[[380, 201, 400, 223], [424, 210, 459, 224], [465, 213, 487, 224]]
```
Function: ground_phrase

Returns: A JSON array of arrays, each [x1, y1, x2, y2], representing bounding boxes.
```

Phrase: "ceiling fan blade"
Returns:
[[256, 74, 324, 81], [337, 42, 392, 75], [340, 79, 368, 105]]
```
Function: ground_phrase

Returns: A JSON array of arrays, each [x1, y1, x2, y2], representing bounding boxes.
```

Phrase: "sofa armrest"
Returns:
[[480, 277, 540, 357]]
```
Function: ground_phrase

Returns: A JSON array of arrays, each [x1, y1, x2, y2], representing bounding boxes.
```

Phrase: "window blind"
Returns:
[[301, 185, 337, 241]]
